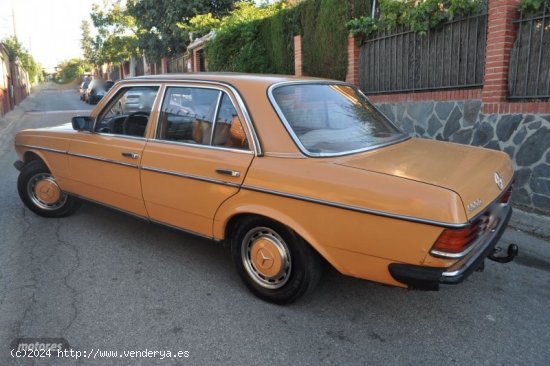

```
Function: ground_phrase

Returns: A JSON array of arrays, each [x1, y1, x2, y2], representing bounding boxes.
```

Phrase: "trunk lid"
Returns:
[[335, 138, 514, 220]]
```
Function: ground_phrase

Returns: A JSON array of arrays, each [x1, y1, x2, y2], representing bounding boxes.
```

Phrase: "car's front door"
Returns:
[[65, 85, 161, 217], [140, 85, 255, 237]]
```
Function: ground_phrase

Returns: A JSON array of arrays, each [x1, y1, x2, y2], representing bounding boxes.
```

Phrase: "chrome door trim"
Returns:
[[15, 144, 67, 155], [67, 152, 139, 168], [141, 166, 242, 188]]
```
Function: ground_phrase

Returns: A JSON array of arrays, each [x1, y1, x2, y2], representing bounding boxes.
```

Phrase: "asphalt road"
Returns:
[[0, 83, 549, 366]]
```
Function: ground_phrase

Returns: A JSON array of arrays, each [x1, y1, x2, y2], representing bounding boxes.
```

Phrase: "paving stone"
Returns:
[[443, 106, 462, 139], [434, 102, 454, 120], [531, 178, 550, 196], [408, 102, 434, 123], [496, 114, 522, 142], [401, 116, 415, 134], [516, 127, 550, 166], [451, 129, 473, 145], [512, 188, 531, 206], [533, 164, 550, 179], [523, 115, 536, 124], [463, 100, 481, 126], [533, 194, 550, 211], [504, 146, 515, 159], [515, 168, 533, 187], [528, 121, 541, 130], [427, 114, 443, 137], [513, 126, 527, 145], [471, 122, 494, 146], [485, 140, 501, 151], [414, 125, 426, 136]]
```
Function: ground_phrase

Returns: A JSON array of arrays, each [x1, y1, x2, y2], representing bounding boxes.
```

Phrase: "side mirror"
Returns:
[[71, 116, 94, 131]]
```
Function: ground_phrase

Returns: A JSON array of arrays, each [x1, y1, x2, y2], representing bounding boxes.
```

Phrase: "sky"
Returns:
[[0, 0, 94, 71], [0, 0, 274, 72]]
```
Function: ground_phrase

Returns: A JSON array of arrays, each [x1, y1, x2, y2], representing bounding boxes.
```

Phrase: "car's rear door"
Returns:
[[64, 84, 161, 217], [140, 84, 255, 237]]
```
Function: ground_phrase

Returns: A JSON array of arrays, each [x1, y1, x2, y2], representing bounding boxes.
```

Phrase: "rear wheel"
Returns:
[[17, 160, 81, 217], [231, 217, 322, 304]]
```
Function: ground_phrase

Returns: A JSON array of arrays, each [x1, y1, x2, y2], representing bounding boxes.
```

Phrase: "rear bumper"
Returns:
[[389, 204, 513, 290]]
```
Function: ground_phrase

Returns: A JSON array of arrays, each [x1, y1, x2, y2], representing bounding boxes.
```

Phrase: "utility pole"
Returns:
[[12, 8, 17, 39]]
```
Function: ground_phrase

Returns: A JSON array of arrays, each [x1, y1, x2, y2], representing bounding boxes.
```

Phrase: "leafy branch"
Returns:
[[347, 0, 485, 37]]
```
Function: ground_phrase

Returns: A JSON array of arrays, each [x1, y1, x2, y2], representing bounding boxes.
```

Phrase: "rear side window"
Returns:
[[156, 87, 249, 150]]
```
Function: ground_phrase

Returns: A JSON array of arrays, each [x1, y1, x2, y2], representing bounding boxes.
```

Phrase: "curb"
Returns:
[[509, 208, 550, 240]]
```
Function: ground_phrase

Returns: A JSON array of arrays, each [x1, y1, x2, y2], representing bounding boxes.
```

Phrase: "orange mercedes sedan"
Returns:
[[13, 74, 517, 304]]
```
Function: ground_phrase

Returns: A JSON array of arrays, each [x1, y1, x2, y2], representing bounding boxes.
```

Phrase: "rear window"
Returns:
[[271, 84, 406, 156]]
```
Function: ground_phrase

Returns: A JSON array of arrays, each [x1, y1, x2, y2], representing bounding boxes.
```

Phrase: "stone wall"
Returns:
[[374, 100, 550, 215]]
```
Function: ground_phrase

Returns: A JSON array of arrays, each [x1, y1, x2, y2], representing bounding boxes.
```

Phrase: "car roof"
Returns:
[[124, 72, 331, 90]]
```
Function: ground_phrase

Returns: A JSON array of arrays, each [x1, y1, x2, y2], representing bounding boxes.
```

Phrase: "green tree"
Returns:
[[2, 36, 44, 83], [90, 0, 139, 66], [80, 20, 95, 65], [126, 0, 240, 61], [55, 58, 91, 83]]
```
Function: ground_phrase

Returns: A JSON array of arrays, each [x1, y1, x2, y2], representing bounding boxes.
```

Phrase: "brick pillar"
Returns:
[[193, 50, 200, 72], [294, 35, 302, 77], [481, 0, 521, 113], [346, 35, 361, 86]]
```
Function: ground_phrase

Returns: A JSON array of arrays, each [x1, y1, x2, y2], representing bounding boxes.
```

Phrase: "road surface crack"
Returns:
[[55, 220, 81, 336]]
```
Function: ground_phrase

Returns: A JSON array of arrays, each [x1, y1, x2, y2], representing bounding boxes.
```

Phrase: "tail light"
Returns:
[[500, 185, 513, 203], [431, 221, 482, 256]]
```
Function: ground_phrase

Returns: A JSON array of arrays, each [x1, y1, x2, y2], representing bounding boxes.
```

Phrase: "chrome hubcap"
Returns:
[[241, 227, 291, 289], [27, 173, 67, 211]]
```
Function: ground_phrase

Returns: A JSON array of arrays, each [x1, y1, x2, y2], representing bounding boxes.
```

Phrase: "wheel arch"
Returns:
[[216, 206, 337, 270], [23, 151, 52, 171]]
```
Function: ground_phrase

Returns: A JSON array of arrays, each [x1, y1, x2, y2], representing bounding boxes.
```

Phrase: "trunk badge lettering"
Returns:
[[467, 199, 483, 212], [494, 172, 504, 191]]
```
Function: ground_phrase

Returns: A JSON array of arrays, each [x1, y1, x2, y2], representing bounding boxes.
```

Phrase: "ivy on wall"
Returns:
[[347, 0, 486, 37], [521, 0, 550, 12]]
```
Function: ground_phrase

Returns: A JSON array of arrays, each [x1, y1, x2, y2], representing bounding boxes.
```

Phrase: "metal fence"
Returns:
[[168, 53, 191, 73], [509, 3, 550, 100], [359, 13, 487, 94]]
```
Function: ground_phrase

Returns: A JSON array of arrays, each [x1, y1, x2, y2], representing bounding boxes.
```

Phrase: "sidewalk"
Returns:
[[0, 83, 43, 129], [509, 209, 550, 239]]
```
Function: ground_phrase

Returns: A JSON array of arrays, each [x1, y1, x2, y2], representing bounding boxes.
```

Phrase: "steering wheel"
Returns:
[[122, 112, 150, 135]]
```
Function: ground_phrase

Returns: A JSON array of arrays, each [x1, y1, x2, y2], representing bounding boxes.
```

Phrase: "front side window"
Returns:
[[271, 84, 406, 156], [95, 86, 159, 137], [157, 87, 249, 150]]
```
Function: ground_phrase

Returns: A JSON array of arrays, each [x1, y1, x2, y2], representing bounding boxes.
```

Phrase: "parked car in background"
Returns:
[[13, 74, 518, 304], [104, 80, 115, 92], [85, 79, 111, 104], [79, 78, 91, 100], [117, 86, 158, 113]]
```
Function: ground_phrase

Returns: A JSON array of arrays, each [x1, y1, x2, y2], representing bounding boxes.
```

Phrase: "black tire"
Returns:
[[17, 160, 81, 218], [231, 217, 322, 304]]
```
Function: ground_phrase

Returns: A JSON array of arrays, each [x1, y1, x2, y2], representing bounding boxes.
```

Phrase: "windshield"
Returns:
[[271, 84, 406, 156]]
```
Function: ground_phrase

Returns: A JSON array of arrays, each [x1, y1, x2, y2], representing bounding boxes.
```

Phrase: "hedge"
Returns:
[[205, 0, 372, 81]]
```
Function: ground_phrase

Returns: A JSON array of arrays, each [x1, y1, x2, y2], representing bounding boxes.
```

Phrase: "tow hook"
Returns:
[[488, 244, 518, 263]]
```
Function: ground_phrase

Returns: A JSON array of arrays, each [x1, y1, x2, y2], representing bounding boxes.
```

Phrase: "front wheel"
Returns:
[[231, 217, 322, 304], [17, 160, 81, 217]]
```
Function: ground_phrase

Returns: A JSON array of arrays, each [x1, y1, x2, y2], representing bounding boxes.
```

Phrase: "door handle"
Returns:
[[121, 152, 139, 159], [216, 168, 240, 177]]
